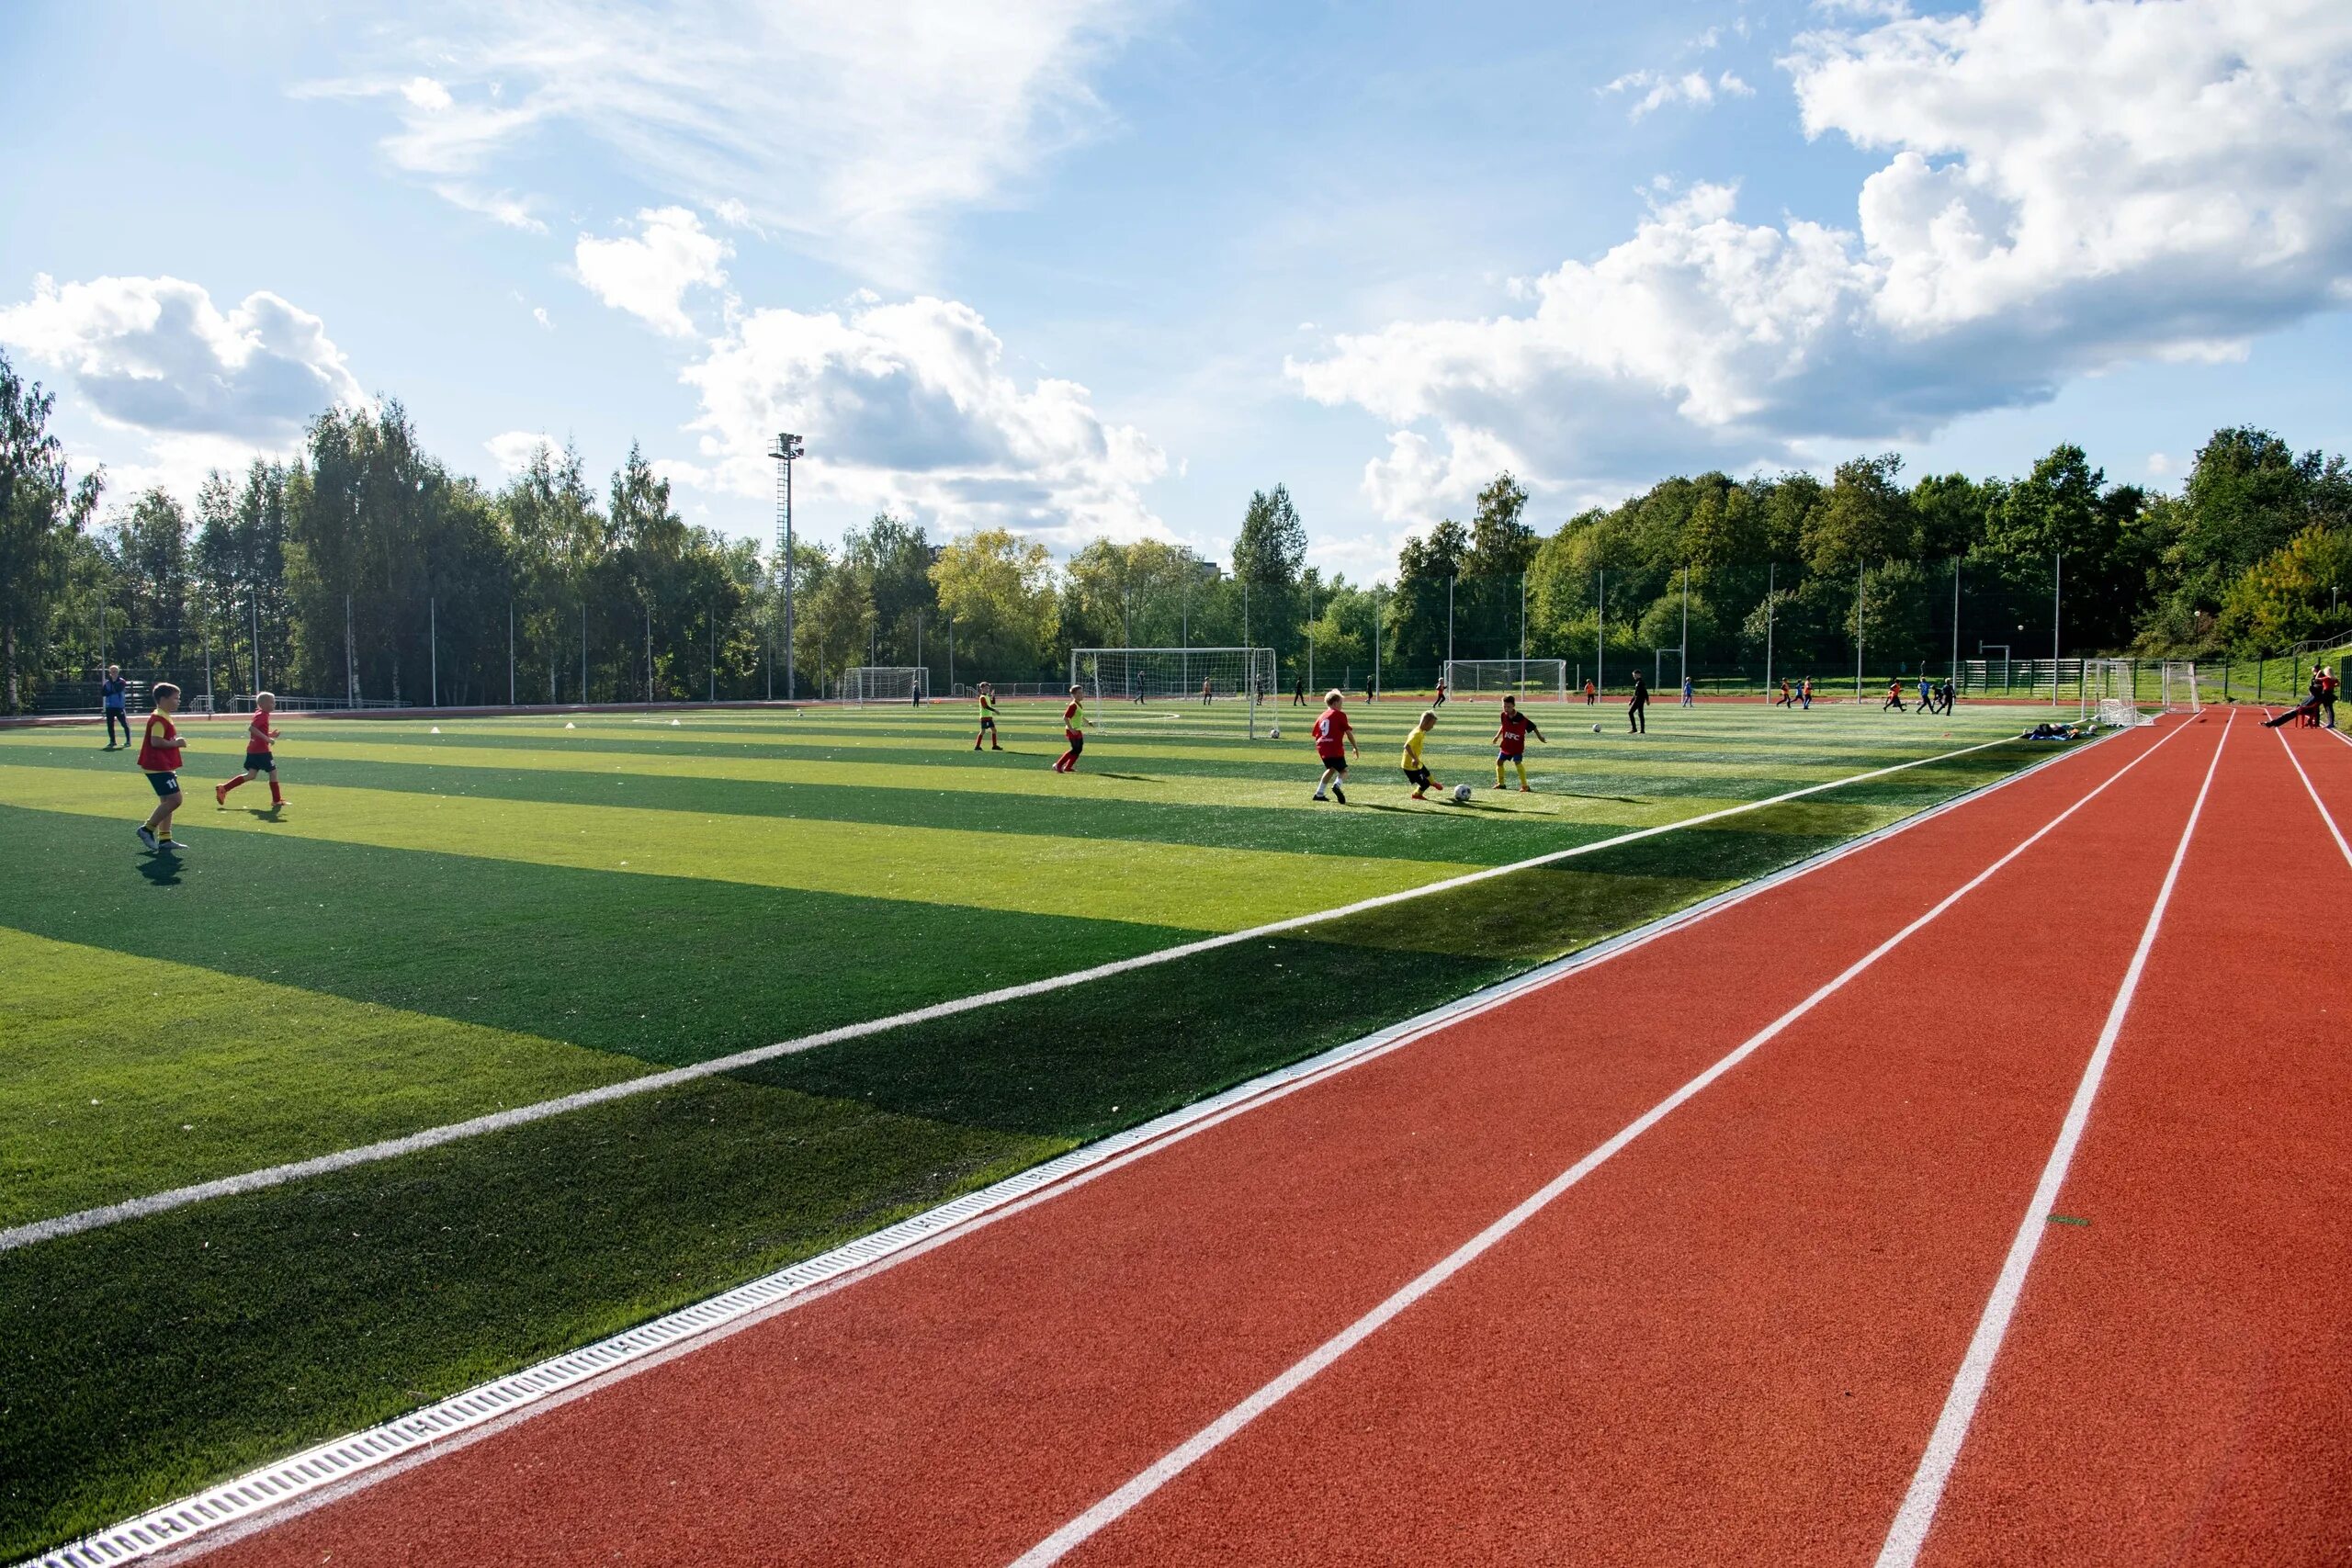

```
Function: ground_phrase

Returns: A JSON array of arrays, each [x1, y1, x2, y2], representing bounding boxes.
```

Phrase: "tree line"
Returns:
[[4, 344, 2346, 712]]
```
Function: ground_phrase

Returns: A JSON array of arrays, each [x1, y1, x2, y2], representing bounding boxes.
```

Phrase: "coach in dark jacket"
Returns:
[[1629, 672, 1649, 734]]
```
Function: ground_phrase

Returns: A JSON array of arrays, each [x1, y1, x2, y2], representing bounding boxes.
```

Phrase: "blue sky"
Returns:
[[5, 0, 2348, 581]]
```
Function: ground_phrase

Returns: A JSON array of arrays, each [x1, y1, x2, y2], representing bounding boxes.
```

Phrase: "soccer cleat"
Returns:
[[1520, 785, 1533, 793], [1311, 791, 1328, 801], [214, 783, 228, 806], [137, 825, 158, 852], [1331, 784, 1346, 804], [157, 836, 179, 852]]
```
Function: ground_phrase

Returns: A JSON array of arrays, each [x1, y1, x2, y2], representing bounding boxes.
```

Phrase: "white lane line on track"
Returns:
[[2276, 727, 2352, 871], [0, 732, 2030, 1254], [19, 730, 2136, 1568], [1871, 709, 2233, 1568], [1004, 721, 2197, 1568]]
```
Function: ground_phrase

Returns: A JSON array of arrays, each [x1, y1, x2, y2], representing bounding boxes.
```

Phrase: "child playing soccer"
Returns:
[[1310, 689, 1358, 803], [135, 682, 188, 852], [1492, 694, 1547, 790], [972, 682, 1003, 750], [1401, 709, 1445, 799], [1053, 684, 1090, 772], [216, 692, 285, 809]]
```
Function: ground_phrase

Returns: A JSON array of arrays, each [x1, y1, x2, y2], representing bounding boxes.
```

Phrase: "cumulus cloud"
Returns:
[[1604, 68, 1754, 120], [676, 294, 1167, 548], [573, 207, 729, 336], [0, 274, 362, 443], [1295, 0, 2352, 513], [485, 430, 554, 474], [304, 0, 1131, 280]]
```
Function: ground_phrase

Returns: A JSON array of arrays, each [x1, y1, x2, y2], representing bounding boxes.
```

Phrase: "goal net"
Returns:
[[1441, 660, 1568, 703], [842, 666, 929, 705], [1069, 647, 1278, 737], [2081, 658, 2145, 728], [2160, 660, 2201, 714]]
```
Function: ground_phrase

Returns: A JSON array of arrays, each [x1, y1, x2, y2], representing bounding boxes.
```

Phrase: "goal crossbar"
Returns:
[[1441, 659, 1568, 702], [1069, 647, 1278, 738], [842, 666, 929, 705]]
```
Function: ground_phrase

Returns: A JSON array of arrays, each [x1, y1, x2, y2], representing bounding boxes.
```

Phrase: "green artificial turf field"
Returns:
[[0, 695, 2066, 1556]]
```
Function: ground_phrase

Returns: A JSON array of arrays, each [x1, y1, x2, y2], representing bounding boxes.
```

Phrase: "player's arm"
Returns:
[[1531, 724, 1547, 743]]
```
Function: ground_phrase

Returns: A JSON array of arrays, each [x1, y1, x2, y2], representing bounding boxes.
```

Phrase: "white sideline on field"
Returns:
[[1872, 710, 2229, 1568], [1006, 719, 2195, 1568], [2, 731, 2034, 1256], [17, 729, 2135, 1568]]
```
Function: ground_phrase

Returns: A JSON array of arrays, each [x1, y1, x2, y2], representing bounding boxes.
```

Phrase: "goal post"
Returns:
[[2082, 658, 2146, 728], [1069, 647, 1278, 737], [2159, 660, 2201, 715], [1440, 659, 1568, 703], [842, 666, 929, 705]]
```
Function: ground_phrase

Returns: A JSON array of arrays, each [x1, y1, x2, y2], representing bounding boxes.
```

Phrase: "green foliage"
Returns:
[[930, 526, 1059, 676], [0, 351, 104, 710]]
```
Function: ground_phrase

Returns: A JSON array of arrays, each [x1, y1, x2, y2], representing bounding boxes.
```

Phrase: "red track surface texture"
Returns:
[[187, 716, 2352, 1568]]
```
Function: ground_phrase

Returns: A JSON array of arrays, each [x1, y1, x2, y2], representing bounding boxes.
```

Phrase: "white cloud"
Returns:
[[1296, 0, 2352, 510], [1604, 68, 1753, 120], [305, 0, 1132, 281], [486, 430, 553, 474], [573, 207, 729, 337], [676, 294, 1167, 548], [532, 305, 552, 330], [2146, 452, 2173, 478], [0, 273, 363, 444]]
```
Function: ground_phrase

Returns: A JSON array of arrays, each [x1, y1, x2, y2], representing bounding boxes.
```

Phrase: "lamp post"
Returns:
[[768, 433, 806, 700]]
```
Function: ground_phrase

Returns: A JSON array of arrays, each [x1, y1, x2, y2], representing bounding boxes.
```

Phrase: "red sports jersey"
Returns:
[[1498, 709, 1533, 754], [247, 713, 274, 751], [137, 713, 179, 772], [1311, 708, 1351, 755]]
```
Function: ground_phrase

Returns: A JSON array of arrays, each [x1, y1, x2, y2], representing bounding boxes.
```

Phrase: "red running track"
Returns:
[[1912, 718, 2352, 1567], [181, 714, 2345, 1568]]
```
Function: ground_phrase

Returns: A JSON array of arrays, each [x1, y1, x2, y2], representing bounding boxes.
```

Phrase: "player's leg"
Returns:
[[216, 768, 246, 804], [1315, 764, 1335, 801], [1515, 756, 1530, 791], [265, 757, 283, 806], [1492, 751, 1505, 788]]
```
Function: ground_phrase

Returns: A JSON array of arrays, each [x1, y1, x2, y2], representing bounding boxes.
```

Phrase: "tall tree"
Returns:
[[931, 528, 1058, 678], [0, 353, 103, 710], [1464, 472, 1536, 577]]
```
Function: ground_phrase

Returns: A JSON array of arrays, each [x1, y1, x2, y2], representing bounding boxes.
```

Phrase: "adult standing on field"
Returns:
[[1628, 671, 1648, 734], [2321, 665, 2338, 728], [100, 664, 130, 749]]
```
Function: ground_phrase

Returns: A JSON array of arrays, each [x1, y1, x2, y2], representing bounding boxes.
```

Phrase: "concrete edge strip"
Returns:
[[17, 725, 2135, 1568], [3, 731, 2036, 1254]]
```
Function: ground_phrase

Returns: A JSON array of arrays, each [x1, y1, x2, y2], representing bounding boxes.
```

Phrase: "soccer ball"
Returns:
[[1269, 723, 1281, 739], [1590, 723, 1601, 734], [1452, 782, 1474, 804]]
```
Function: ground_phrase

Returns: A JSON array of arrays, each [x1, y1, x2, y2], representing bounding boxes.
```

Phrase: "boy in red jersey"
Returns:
[[1492, 694, 1548, 790], [1053, 684, 1090, 772], [216, 691, 285, 809], [135, 682, 188, 852], [1310, 689, 1358, 803]]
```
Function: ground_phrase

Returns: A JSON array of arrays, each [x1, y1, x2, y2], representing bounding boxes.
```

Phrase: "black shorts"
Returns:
[[1317, 754, 1348, 773], [1404, 766, 1433, 787], [1065, 731, 1085, 754], [1497, 750, 1525, 765], [146, 771, 180, 796], [243, 750, 277, 773], [978, 716, 996, 729]]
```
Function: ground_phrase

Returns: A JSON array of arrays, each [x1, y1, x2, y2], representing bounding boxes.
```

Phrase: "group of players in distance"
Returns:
[[967, 680, 1548, 805]]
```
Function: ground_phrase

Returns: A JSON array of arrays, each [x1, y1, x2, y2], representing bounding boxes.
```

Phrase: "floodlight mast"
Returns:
[[769, 433, 806, 700]]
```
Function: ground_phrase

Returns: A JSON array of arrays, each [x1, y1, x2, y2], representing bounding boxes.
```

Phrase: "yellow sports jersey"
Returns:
[[1402, 728, 1430, 767], [979, 695, 998, 717]]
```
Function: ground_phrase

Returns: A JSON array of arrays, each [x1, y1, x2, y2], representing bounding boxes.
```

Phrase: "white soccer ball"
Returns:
[[1269, 723, 1281, 739], [1452, 782, 1474, 804], [1590, 723, 1601, 733]]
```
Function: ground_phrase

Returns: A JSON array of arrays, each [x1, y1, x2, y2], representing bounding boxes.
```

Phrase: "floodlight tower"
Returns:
[[769, 433, 806, 700]]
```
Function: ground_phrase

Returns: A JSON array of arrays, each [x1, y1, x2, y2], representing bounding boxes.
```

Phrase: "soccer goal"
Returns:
[[842, 666, 929, 705], [2160, 660, 2201, 715], [2082, 658, 2146, 728], [1069, 646, 1279, 736], [1441, 660, 1568, 703]]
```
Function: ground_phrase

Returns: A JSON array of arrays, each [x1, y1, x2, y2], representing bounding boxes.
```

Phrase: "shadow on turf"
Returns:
[[134, 854, 182, 886]]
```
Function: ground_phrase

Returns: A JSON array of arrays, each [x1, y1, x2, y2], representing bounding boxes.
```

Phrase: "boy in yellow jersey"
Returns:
[[1053, 685, 1090, 772], [972, 682, 1003, 750], [1400, 709, 1445, 799]]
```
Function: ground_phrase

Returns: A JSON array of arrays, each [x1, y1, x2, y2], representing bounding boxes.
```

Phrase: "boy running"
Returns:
[[134, 682, 188, 852], [215, 692, 285, 809], [1493, 694, 1547, 789], [1401, 709, 1444, 799], [972, 682, 1003, 750], [1310, 689, 1358, 803], [1053, 684, 1090, 773], [1775, 676, 1793, 707], [1432, 676, 1448, 707]]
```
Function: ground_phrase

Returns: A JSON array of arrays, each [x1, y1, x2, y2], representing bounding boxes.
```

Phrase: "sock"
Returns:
[[269, 780, 283, 804], [221, 774, 246, 795], [1516, 761, 1528, 786]]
